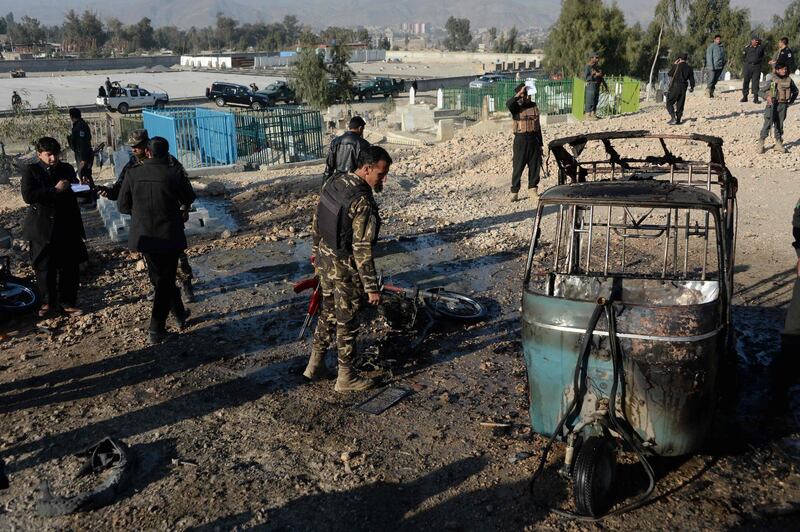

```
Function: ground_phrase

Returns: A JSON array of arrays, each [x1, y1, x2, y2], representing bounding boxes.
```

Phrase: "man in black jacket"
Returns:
[[666, 53, 695, 125], [99, 129, 196, 302], [506, 82, 543, 202], [67, 108, 93, 182], [20, 137, 87, 317], [118, 136, 196, 344], [741, 36, 766, 103], [322, 116, 370, 184], [67, 107, 96, 209], [769, 37, 796, 74]]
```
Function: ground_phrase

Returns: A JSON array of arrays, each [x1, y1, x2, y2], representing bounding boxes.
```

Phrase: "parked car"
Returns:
[[257, 81, 299, 104], [468, 74, 513, 89], [96, 83, 169, 114], [206, 82, 271, 110], [352, 77, 404, 100]]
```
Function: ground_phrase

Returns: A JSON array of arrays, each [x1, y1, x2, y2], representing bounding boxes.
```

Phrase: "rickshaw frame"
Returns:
[[522, 131, 738, 519]]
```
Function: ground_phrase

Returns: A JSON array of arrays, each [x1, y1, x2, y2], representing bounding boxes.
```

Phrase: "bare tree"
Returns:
[[647, 0, 690, 101]]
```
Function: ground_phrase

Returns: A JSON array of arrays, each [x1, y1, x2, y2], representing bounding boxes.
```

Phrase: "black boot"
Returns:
[[740, 95, 748, 102]]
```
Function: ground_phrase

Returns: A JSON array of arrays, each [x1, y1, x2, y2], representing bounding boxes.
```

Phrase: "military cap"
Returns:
[[128, 128, 149, 148]]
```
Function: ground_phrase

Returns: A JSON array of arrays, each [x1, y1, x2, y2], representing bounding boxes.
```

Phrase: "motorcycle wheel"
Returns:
[[421, 288, 486, 322], [0, 276, 40, 317], [573, 436, 617, 518]]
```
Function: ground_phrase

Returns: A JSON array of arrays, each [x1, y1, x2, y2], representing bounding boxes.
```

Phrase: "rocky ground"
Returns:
[[0, 88, 799, 531]]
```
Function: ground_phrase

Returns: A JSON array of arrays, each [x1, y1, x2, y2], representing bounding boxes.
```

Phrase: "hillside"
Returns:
[[0, 0, 785, 30]]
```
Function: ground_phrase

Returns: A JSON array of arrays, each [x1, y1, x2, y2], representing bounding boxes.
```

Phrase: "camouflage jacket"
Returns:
[[312, 173, 380, 293]]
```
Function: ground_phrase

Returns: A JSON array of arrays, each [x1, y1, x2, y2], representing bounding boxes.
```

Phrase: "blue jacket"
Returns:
[[705, 42, 726, 70]]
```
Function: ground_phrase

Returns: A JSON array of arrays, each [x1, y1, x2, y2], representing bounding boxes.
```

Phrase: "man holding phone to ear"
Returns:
[[506, 82, 543, 203]]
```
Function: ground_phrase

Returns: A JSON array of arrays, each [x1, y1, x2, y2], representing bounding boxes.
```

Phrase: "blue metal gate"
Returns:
[[142, 107, 238, 168]]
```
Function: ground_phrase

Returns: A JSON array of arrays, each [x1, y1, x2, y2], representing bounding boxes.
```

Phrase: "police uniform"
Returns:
[[68, 117, 93, 180], [307, 172, 380, 391], [774, 47, 796, 74], [758, 72, 798, 152], [506, 91, 543, 197], [742, 41, 766, 102]]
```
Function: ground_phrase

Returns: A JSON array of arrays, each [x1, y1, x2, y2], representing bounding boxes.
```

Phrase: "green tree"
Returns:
[[497, 27, 518, 53], [290, 47, 330, 109], [80, 10, 106, 55], [9, 15, 45, 45], [128, 17, 155, 50], [544, 0, 630, 76], [215, 12, 237, 50], [327, 42, 354, 104], [645, 0, 690, 99], [283, 15, 300, 44], [444, 16, 472, 51], [488, 27, 497, 47], [379, 35, 391, 50], [683, 0, 750, 73]]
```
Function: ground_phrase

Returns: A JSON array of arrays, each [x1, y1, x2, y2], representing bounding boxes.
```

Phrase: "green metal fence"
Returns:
[[232, 106, 325, 166], [441, 80, 574, 121], [572, 76, 640, 120]]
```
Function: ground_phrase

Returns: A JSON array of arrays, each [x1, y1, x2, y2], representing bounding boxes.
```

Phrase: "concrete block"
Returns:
[[400, 105, 435, 132], [437, 119, 454, 142]]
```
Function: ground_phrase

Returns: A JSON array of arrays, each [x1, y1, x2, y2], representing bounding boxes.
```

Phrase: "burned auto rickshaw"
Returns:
[[522, 132, 738, 519]]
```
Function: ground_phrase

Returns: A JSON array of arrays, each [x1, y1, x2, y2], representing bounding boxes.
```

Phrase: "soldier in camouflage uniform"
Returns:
[[99, 129, 196, 303], [305, 145, 392, 392]]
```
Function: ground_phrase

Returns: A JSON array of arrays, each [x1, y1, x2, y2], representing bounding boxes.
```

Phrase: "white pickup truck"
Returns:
[[96, 83, 169, 114]]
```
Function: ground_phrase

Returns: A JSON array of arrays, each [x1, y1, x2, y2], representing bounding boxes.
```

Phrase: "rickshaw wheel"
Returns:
[[573, 436, 617, 517]]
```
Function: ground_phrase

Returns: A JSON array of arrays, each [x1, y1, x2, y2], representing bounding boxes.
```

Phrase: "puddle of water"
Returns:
[[377, 232, 517, 294], [192, 239, 313, 290]]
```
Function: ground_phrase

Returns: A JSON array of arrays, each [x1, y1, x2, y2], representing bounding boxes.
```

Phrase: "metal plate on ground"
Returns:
[[356, 387, 411, 415]]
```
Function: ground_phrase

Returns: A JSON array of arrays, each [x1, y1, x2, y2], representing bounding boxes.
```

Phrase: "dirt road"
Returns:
[[0, 89, 798, 530]]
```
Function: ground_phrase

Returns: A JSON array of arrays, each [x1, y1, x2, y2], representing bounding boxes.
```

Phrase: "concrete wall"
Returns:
[[191, 50, 387, 70], [386, 50, 545, 66], [181, 55, 234, 69], [414, 70, 541, 91], [0, 55, 180, 73]]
